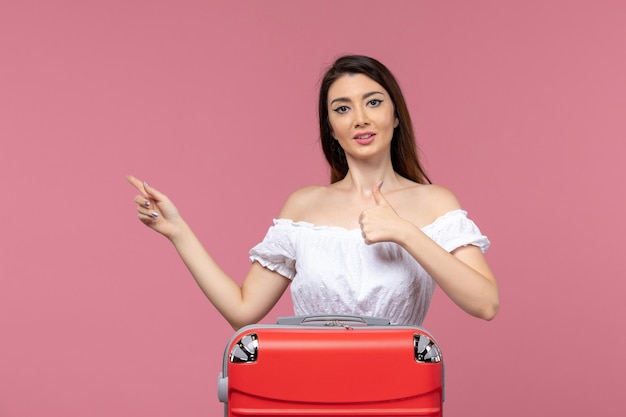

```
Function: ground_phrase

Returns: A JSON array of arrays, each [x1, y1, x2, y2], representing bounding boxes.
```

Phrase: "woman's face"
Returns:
[[327, 73, 398, 161]]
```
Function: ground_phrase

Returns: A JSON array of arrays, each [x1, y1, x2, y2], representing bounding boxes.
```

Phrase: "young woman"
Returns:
[[127, 55, 499, 330]]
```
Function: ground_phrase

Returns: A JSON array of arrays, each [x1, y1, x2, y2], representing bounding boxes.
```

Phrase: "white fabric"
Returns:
[[249, 209, 489, 326]]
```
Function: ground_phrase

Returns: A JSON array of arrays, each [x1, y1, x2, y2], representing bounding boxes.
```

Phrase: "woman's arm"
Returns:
[[359, 181, 499, 320], [127, 175, 290, 330], [397, 229, 498, 320]]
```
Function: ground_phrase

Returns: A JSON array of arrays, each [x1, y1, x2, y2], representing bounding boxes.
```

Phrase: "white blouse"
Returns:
[[249, 209, 490, 326]]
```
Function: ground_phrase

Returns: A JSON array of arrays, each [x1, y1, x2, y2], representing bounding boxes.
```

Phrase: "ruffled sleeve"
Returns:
[[249, 219, 298, 280], [423, 210, 490, 253]]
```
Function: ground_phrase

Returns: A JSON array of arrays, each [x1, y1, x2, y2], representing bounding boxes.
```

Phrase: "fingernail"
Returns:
[[379, 180, 384, 189], [144, 181, 150, 187], [150, 211, 159, 219], [143, 200, 151, 207]]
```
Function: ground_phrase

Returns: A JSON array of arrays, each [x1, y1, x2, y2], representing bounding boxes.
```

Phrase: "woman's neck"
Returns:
[[338, 165, 400, 198]]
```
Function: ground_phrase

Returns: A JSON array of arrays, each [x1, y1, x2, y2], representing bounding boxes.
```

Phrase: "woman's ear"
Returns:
[[394, 117, 399, 128]]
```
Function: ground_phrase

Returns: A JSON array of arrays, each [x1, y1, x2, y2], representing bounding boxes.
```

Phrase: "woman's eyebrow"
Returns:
[[330, 91, 385, 106]]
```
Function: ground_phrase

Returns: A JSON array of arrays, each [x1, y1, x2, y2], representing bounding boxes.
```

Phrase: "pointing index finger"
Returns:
[[126, 175, 147, 196]]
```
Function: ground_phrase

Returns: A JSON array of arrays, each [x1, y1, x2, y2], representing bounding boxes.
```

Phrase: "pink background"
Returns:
[[1, 1, 625, 416]]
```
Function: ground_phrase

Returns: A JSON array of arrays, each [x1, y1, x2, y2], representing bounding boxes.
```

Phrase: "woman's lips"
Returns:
[[354, 132, 375, 145]]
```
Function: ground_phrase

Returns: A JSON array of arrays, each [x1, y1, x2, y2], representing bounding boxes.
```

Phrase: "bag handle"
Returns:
[[276, 315, 391, 326]]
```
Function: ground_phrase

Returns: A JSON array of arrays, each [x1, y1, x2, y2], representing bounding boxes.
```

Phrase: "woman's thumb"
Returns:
[[372, 180, 388, 206], [143, 181, 164, 201]]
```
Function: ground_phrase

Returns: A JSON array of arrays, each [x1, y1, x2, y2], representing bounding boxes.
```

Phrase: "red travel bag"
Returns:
[[217, 315, 444, 416]]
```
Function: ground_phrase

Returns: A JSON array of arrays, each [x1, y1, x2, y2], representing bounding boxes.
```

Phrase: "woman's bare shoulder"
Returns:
[[279, 185, 329, 219], [399, 183, 463, 225], [415, 183, 461, 208]]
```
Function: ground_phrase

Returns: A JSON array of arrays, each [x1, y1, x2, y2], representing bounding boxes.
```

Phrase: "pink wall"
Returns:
[[1, 1, 625, 415]]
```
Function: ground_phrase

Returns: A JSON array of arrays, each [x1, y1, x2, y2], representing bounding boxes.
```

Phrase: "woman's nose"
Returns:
[[353, 106, 370, 127]]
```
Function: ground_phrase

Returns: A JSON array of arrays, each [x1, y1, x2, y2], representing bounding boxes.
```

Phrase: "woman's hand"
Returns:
[[126, 175, 185, 240], [358, 181, 410, 245]]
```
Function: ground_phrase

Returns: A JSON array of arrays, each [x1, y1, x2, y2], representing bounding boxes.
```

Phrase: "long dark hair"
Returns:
[[318, 55, 431, 184]]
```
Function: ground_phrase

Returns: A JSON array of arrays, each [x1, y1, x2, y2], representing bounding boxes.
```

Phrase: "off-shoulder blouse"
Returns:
[[249, 209, 489, 326]]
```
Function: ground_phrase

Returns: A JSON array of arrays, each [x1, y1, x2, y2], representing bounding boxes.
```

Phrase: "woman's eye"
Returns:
[[368, 99, 382, 107], [333, 106, 349, 114]]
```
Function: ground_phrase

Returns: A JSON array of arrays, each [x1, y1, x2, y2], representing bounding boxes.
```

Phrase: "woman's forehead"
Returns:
[[327, 73, 388, 102]]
